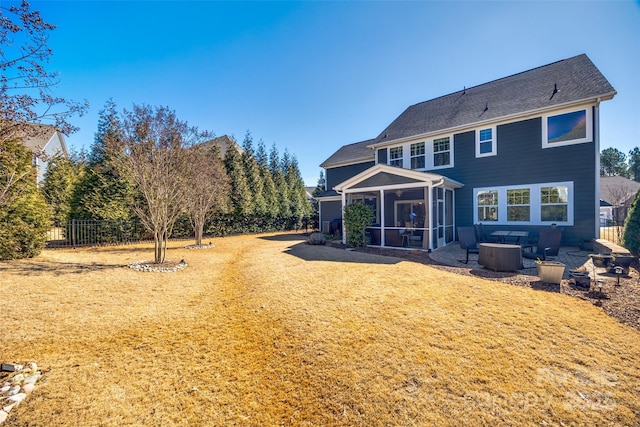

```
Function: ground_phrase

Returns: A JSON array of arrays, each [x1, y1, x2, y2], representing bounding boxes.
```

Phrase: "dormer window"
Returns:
[[389, 146, 403, 167]]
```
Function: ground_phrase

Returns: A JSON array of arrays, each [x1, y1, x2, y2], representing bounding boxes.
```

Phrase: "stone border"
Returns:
[[128, 260, 188, 273], [1, 362, 41, 424]]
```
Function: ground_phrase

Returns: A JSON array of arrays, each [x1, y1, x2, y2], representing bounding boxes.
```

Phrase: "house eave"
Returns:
[[320, 157, 375, 169], [368, 93, 617, 149]]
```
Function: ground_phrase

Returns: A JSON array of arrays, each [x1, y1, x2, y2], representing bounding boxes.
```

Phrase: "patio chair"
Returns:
[[474, 223, 498, 243], [457, 226, 479, 264], [522, 227, 562, 261]]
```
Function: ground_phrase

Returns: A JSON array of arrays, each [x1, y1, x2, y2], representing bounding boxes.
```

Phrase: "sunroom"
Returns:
[[334, 164, 463, 250]]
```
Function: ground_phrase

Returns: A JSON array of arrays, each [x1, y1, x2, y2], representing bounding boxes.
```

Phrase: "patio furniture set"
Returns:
[[458, 225, 564, 278]]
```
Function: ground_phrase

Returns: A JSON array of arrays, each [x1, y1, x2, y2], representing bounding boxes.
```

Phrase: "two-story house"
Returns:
[[317, 54, 616, 250]]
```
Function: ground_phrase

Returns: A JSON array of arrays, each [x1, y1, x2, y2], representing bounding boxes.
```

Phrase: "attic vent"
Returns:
[[484, 102, 488, 112], [550, 83, 559, 100]]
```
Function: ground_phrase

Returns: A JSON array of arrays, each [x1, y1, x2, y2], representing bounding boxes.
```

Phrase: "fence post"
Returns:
[[72, 219, 76, 248]]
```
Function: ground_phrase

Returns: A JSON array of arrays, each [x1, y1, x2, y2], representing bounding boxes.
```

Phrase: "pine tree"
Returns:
[[622, 190, 640, 255], [224, 142, 252, 218], [70, 100, 137, 221], [256, 140, 279, 221], [241, 131, 266, 218], [269, 143, 290, 218], [0, 141, 50, 259], [283, 151, 311, 227], [41, 153, 84, 224]]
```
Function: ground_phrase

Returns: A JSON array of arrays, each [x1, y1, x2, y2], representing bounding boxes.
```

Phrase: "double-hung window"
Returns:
[[389, 147, 403, 167], [433, 137, 451, 167], [476, 127, 496, 157], [477, 190, 498, 222], [541, 186, 569, 222], [410, 142, 425, 169], [474, 182, 572, 225], [507, 188, 530, 221]]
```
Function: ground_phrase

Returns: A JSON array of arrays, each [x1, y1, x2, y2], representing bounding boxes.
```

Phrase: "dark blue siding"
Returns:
[[326, 161, 375, 189], [445, 116, 597, 245]]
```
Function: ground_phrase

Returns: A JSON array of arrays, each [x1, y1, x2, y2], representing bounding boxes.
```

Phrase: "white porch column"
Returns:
[[380, 188, 385, 246], [341, 191, 347, 244]]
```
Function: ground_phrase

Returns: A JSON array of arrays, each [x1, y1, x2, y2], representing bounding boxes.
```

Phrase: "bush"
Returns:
[[343, 201, 374, 248], [0, 187, 50, 260], [622, 189, 640, 256]]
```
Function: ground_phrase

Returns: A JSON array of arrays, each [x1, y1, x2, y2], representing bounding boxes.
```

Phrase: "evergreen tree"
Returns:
[[600, 148, 629, 177], [628, 147, 640, 182], [622, 190, 640, 255], [269, 143, 290, 218], [41, 153, 84, 224], [283, 150, 311, 227], [70, 100, 136, 221], [0, 141, 50, 259], [256, 140, 279, 220], [241, 131, 266, 217], [224, 142, 252, 218]]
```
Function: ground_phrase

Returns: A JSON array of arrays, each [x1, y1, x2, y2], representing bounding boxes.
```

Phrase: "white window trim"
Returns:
[[388, 146, 403, 167], [542, 107, 593, 149], [410, 141, 426, 169], [473, 181, 574, 226], [385, 134, 454, 172], [475, 126, 497, 158]]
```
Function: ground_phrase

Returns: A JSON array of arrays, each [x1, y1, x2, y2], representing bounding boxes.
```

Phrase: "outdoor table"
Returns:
[[490, 230, 529, 244], [478, 243, 523, 272]]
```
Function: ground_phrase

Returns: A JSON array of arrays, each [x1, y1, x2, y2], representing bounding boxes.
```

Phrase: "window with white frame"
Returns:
[[542, 108, 592, 148], [476, 127, 496, 157], [410, 142, 425, 169], [389, 146, 403, 167], [433, 137, 451, 167], [540, 185, 568, 222], [474, 182, 573, 225], [477, 190, 498, 222], [507, 188, 530, 221]]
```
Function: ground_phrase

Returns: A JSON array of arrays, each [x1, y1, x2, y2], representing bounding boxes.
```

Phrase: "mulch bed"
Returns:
[[332, 242, 640, 332]]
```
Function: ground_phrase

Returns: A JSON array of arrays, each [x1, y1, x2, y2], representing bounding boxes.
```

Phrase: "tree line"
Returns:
[[37, 101, 311, 263], [600, 147, 640, 180]]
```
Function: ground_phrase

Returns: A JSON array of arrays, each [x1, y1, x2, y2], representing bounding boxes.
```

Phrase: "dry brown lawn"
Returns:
[[1, 232, 639, 426]]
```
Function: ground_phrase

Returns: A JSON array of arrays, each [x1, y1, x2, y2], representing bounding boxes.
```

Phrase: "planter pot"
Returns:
[[537, 261, 565, 284], [609, 253, 634, 275], [589, 254, 612, 268]]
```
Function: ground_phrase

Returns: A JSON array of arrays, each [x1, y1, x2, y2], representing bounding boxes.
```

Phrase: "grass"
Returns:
[[1, 232, 639, 426]]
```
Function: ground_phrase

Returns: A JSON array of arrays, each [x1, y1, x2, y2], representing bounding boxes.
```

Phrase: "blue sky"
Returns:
[[32, 0, 640, 185]]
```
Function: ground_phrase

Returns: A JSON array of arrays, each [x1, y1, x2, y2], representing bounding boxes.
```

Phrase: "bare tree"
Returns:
[[106, 104, 203, 264], [1, 0, 87, 206], [184, 144, 230, 246]]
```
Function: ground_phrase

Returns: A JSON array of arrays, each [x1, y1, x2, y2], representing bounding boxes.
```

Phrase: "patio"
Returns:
[[429, 244, 593, 279]]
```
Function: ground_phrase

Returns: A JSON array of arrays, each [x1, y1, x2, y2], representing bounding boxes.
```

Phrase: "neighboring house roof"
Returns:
[[200, 135, 243, 158], [371, 53, 616, 147], [320, 138, 375, 168], [18, 124, 67, 159], [600, 175, 640, 206], [600, 200, 613, 207]]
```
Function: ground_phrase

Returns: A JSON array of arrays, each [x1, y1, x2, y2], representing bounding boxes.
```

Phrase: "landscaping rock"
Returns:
[[0, 411, 7, 423], [0, 361, 41, 424], [307, 233, 327, 245], [6, 392, 26, 404], [22, 383, 35, 394]]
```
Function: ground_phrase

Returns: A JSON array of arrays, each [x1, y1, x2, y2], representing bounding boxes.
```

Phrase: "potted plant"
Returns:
[[536, 258, 566, 284]]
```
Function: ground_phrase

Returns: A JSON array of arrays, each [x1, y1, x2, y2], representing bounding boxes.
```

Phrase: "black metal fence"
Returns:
[[46, 216, 314, 248], [599, 219, 626, 246], [46, 220, 150, 248]]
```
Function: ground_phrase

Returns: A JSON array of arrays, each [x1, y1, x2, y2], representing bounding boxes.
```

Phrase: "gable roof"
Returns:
[[600, 176, 640, 205], [335, 163, 463, 192], [371, 54, 615, 147], [14, 124, 65, 156], [320, 138, 375, 168], [200, 135, 243, 158]]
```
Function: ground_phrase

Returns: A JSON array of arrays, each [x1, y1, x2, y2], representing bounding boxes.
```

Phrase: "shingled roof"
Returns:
[[320, 138, 375, 168], [372, 54, 616, 146], [199, 135, 243, 158]]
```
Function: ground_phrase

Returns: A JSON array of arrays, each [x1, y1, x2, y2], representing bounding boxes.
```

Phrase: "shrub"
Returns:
[[343, 201, 374, 248], [622, 189, 640, 256]]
